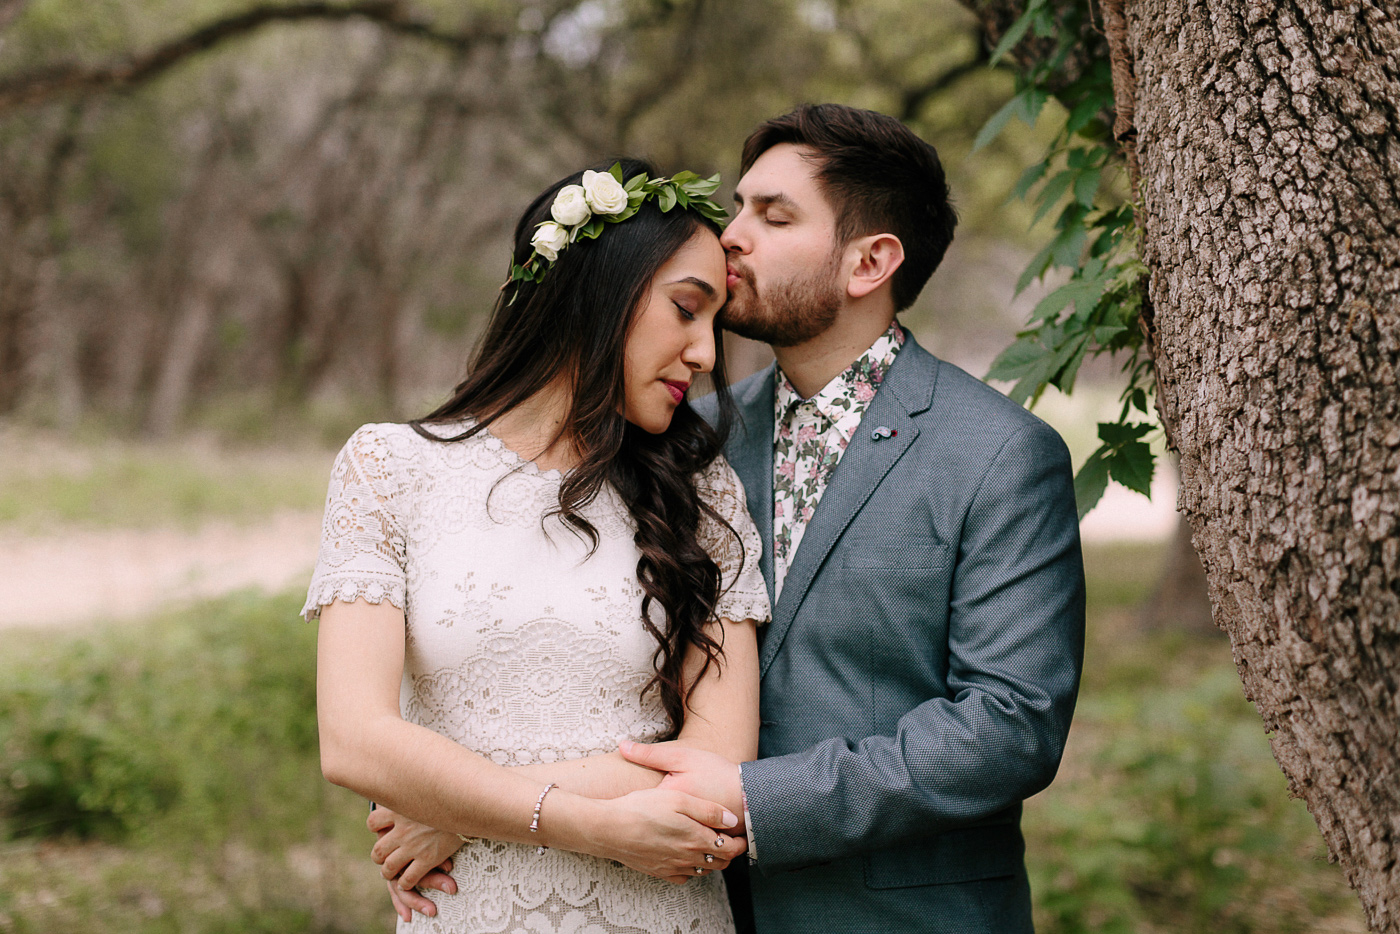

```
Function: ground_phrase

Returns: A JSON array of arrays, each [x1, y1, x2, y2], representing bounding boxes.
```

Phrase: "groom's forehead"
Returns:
[[736, 144, 822, 195]]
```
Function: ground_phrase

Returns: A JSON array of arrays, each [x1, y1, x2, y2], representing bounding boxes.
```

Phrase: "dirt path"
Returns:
[[0, 511, 322, 630], [0, 472, 1176, 630]]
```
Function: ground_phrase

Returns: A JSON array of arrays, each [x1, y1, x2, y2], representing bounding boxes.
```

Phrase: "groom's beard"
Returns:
[[721, 250, 844, 348]]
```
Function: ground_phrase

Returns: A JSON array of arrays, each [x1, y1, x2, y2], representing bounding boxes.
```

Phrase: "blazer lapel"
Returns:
[[724, 364, 777, 609], [758, 340, 940, 678]]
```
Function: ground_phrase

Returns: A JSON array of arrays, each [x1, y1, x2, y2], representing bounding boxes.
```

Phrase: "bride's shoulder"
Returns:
[[338, 419, 475, 454], [332, 420, 464, 474], [694, 454, 750, 519]]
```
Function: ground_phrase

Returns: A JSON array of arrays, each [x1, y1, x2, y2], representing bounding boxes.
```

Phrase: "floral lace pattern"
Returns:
[[771, 322, 904, 599], [303, 421, 769, 933]]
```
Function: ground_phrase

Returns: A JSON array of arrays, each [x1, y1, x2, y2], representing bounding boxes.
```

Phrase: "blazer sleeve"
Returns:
[[739, 419, 1086, 872]]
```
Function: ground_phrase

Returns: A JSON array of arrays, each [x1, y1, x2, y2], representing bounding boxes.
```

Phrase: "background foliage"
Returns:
[[0, 0, 1048, 434], [0, 553, 1362, 933]]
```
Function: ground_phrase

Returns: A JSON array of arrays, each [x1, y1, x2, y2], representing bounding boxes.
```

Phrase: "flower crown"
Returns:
[[507, 163, 728, 289]]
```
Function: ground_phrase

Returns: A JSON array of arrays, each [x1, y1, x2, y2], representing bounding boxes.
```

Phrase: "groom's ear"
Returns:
[[845, 233, 905, 300]]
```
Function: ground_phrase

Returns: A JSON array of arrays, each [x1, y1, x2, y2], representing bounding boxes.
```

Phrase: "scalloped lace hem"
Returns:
[[717, 592, 772, 627], [301, 579, 406, 621]]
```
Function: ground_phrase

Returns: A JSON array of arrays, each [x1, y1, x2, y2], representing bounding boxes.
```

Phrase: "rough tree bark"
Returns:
[[961, 0, 1400, 926], [1127, 0, 1400, 928]]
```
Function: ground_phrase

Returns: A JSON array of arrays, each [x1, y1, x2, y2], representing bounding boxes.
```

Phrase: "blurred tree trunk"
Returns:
[[145, 290, 221, 436], [963, 0, 1400, 927], [0, 0, 28, 33], [1139, 456, 1214, 638], [1139, 513, 1215, 636]]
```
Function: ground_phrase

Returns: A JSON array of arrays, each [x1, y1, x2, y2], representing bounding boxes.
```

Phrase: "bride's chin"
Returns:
[[623, 411, 672, 435]]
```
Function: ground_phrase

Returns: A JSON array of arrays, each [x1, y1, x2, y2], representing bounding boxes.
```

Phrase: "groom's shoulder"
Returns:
[[691, 365, 772, 426], [913, 348, 1067, 460]]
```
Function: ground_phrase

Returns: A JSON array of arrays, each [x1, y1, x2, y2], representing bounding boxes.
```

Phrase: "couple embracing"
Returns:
[[304, 103, 1086, 934]]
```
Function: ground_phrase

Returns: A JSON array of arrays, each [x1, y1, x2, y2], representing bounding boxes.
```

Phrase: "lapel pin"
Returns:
[[871, 426, 897, 440]]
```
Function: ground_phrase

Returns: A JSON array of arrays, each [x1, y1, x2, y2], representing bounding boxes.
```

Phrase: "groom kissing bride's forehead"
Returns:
[[357, 102, 1086, 934], [627, 102, 1086, 934]]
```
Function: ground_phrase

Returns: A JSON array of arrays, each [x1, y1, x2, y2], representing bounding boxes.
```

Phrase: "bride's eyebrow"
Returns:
[[670, 276, 717, 298]]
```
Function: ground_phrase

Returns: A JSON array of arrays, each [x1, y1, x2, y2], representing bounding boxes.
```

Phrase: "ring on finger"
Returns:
[[704, 853, 715, 864], [714, 836, 726, 849], [694, 866, 704, 875]]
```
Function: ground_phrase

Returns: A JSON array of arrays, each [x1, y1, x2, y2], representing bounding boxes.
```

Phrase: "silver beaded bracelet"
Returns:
[[530, 782, 556, 855]]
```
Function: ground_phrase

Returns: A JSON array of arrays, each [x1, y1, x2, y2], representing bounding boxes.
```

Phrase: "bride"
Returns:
[[304, 159, 769, 933]]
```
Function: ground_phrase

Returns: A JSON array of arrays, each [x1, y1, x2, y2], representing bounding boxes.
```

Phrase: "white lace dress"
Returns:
[[302, 422, 770, 934]]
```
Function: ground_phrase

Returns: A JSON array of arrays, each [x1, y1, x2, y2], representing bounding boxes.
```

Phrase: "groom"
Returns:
[[617, 104, 1086, 932]]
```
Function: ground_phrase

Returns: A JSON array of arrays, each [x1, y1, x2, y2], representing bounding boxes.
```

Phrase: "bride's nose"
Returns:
[[682, 330, 716, 374]]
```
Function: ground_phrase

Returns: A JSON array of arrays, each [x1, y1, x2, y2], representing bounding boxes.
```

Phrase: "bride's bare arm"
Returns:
[[673, 616, 761, 762], [366, 613, 760, 904], [316, 598, 746, 881]]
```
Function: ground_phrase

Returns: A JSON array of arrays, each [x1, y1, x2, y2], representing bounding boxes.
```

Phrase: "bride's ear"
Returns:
[[845, 234, 904, 300]]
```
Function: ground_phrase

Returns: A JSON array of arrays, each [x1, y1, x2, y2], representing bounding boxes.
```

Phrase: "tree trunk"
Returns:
[[1139, 513, 1217, 636], [1127, 0, 1400, 928], [144, 289, 218, 437]]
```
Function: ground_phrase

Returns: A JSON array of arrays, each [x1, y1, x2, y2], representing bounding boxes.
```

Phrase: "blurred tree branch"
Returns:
[[611, 0, 707, 145], [0, 0, 29, 34], [954, 0, 1108, 96], [898, 44, 992, 122], [0, 1, 507, 114]]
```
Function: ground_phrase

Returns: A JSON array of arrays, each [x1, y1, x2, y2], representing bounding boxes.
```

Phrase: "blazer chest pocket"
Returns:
[[840, 537, 951, 570]]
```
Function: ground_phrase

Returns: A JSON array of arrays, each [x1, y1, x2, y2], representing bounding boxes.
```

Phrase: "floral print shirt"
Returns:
[[771, 321, 905, 600]]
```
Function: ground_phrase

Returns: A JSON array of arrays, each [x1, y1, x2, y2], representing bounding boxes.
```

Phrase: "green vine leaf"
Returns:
[[989, 0, 1049, 65], [1073, 449, 1111, 519], [977, 0, 1159, 520]]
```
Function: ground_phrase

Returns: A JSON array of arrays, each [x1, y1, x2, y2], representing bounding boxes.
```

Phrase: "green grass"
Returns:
[[1022, 544, 1365, 934], [0, 591, 393, 934], [0, 427, 334, 531], [0, 546, 1367, 933]]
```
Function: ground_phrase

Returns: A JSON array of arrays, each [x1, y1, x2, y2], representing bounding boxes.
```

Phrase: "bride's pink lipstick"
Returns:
[[662, 380, 689, 404]]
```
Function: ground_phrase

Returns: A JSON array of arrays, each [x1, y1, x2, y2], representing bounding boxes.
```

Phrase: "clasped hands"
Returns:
[[372, 742, 747, 922]]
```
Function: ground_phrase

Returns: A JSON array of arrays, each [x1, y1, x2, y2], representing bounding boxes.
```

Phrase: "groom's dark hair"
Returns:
[[741, 103, 957, 312]]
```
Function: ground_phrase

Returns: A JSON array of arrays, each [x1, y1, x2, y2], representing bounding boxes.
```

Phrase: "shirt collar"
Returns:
[[774, 321, 906, 437]]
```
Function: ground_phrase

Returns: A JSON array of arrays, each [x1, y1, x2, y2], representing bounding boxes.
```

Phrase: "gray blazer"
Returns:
[[696, 336, 1084, 933]]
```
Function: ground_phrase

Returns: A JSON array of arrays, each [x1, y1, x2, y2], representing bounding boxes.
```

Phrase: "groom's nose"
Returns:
[[719, 210, 750, 254]]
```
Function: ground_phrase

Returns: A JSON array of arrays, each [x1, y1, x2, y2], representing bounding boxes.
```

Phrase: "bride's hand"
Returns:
[[368, 806, 462, 892], [583, 787, 748, 884]]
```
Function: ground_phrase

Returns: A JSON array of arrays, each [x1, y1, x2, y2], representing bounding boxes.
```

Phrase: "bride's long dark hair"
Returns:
[[412, 159, 738, 737]]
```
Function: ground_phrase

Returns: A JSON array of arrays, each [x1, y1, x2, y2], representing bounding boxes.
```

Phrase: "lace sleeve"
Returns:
[[300, 424, 410, 622], [696, 456, 772, 626]]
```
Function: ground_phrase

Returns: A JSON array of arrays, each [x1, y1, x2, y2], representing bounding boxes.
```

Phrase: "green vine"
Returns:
[[978, 0, 1158, 519]]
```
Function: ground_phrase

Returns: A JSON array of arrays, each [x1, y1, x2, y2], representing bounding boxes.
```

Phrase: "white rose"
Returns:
[[582, 169, 629, 215], [530, 222, 569, 262], [551, 185, 591, 226]]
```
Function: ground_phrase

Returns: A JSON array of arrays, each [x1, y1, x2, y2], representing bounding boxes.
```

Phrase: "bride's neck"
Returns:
[[488, 380, 580, 472]]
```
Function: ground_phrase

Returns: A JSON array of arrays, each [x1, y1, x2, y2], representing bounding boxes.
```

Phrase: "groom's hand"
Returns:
[[367, 806, 458, 921], [618, 740, 746, 835]]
